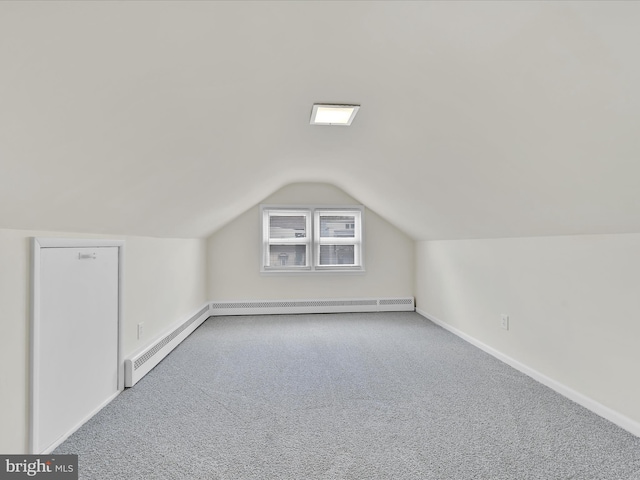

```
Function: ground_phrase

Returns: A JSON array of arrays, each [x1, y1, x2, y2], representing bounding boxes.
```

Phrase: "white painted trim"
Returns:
[[416, 308, 640, 438], [124, 303, 212, 387], [32, 238, 126, 248], [29, 240, 41, 455], [260, 204, 366, 274], [209, 297, 415, 316], [259, 269, 366, 277], [30, 237, 125, 454]]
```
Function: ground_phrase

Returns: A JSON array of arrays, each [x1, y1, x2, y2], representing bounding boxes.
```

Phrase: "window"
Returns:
[[315, 210, 362, 269], [262, 209, 311, 270], [261, 206, 364, 273]]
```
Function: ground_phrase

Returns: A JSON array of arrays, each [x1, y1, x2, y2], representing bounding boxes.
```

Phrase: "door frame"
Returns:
[[30, 237, 125, 454]]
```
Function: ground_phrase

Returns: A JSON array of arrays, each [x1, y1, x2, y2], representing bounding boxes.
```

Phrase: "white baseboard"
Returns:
[[416, 308, 640, 438]]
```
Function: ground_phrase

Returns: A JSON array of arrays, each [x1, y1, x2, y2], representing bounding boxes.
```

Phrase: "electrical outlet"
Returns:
[[137, 322, 144, 340], [500, 314, 509, 331]]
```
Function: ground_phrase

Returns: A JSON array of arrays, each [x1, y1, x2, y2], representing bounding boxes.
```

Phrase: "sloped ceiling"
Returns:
[[1, 1, 639, 240]]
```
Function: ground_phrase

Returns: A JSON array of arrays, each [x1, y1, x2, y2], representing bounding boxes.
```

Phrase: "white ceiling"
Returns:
[[1, 1, 639, 240]]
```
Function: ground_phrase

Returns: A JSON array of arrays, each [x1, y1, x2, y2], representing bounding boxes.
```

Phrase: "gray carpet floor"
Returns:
[[55, 312, 640, 479]]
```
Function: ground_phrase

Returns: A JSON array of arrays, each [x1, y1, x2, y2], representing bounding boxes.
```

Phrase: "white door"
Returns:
[[32, 244, 120, 453]]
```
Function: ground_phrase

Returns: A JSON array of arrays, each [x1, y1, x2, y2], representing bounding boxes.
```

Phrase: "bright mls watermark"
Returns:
[[0, 456, 77, 479]]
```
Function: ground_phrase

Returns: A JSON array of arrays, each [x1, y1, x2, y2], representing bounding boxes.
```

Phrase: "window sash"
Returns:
[[317, 244, 360, 267], [268, 213, 309, 240], [266, 244, 309, 268]]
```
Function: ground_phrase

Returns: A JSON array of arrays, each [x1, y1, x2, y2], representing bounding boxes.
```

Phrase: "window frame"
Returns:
[[314, 208, 363, 271], [261, 208, 312, 271], [260, 205, 365, 274]]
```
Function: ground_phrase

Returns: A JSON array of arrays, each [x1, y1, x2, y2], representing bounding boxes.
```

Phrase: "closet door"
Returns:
[[32, 243, 120, 454]]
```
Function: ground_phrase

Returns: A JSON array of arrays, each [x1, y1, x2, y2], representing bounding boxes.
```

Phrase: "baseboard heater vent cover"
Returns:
[[124, 303, 211, 387], [209, 297, 414, 316]]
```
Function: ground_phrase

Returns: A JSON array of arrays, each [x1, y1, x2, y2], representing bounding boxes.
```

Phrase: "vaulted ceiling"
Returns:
[[1, 1, 639, 240]]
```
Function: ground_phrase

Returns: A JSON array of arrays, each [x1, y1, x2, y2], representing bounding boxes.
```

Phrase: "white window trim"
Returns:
[[261, 208, 312, 271], [260, 205, 365, 274]]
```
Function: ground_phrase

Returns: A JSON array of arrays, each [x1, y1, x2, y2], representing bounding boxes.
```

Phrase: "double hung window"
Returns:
[[262, 209, 311, 270], [262, 206, 364, 273]]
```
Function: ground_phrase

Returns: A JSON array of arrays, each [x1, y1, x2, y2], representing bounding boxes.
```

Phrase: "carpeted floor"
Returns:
[[55, 312, 640, 479]]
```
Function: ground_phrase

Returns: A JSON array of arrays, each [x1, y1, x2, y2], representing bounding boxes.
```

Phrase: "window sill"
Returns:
[[260, 268, 366, 276]]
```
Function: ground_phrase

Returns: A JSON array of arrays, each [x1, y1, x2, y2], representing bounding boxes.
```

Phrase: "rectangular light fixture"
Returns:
[[310, 104, 360, 126]]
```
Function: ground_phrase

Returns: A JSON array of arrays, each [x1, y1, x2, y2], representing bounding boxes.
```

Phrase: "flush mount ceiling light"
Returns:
[[310, 104, 360, 126]]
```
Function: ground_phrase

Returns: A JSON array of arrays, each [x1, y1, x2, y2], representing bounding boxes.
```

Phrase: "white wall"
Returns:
[[415, 233, 640, 427], [0, 229, 207, 453], [207, 183, 414, 300]]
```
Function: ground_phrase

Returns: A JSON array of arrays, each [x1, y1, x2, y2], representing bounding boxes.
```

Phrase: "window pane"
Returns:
[[319, 216, 355, 238], [269, 245, 307, 267], [319, 245, 355, 265], [269, 215, 307, 239]]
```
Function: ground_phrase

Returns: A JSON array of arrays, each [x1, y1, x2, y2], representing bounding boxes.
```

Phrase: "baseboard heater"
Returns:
[[209, 297, 415, 316], [125, 297, 414, 387], [124, 303, 211, 387]]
